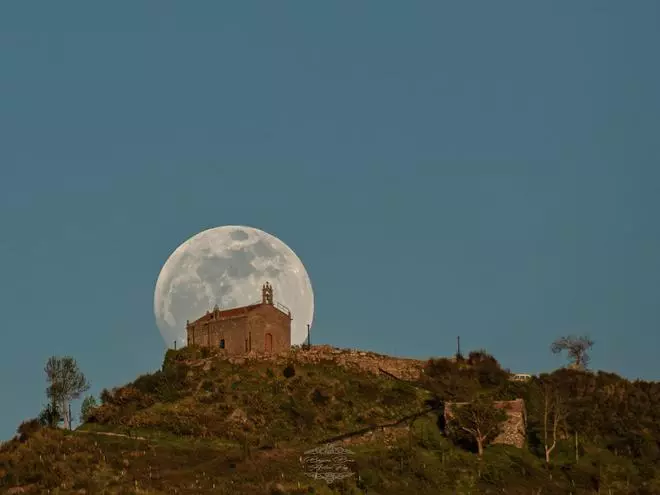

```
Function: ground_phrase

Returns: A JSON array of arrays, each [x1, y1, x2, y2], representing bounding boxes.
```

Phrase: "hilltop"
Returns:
[[2, 345, 660, 494]]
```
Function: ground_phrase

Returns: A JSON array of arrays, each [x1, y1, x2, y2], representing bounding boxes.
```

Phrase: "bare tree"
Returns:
[[550, 335, 594, 370], [45, 356, 90, 430], [542, 381, 566, 466]]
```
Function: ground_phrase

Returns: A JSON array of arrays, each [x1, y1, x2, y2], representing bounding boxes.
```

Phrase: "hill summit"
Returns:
[[3, 345, 660, 494]]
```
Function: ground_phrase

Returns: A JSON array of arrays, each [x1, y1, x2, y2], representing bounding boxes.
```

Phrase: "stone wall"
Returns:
[[494, 399, 526, 448], [217, 344, 428, 381], [247, 305, 291, 354], [187, 304, 290, 355], [189, 315, 249, 353]]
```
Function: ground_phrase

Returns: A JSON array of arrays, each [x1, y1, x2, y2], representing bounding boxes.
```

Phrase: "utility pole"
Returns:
[[307, 324, 311, 348], [174, 340, 177, 350], [456, 336, 461, 358], [68, 403, 72, 430]]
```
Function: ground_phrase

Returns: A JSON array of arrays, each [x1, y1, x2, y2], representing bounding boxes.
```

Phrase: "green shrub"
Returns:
[[84, 403, 121, 424], [37, 403, 61, 428], [17, 419, 42, 442], [356, 381, 381, 401], [155, 362, 191, 401], [132, 372, 164, 395], [80, 395, 98, 423], [100, 388, 114, 404], [283, 365, 296, 378], [412, 417, 449, 451], [311, 389, 329, 406]]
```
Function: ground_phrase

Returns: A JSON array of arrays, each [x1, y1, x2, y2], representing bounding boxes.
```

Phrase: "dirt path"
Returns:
[[73, 430, 147, 441]]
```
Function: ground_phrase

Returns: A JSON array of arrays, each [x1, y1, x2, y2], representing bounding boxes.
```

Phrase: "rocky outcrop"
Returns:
[[228, 408, 249, 425]]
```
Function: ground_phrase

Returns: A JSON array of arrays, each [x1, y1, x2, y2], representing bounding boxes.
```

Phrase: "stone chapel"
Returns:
[[186, 282, 292, 355]]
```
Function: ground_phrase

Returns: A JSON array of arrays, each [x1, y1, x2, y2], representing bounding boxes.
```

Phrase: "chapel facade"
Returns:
[[186, 282, 292, 355]]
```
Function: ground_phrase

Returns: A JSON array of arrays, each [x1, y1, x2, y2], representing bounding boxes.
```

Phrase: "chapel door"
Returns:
[[265, 333, 273, 353]]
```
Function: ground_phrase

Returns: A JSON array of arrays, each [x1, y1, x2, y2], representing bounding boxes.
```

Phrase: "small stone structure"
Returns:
[[186, 283, 291, 355], [444, 398, 527, 448]]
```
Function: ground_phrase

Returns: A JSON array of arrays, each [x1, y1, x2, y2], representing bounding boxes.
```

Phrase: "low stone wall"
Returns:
[[215, 345, 428, 381]]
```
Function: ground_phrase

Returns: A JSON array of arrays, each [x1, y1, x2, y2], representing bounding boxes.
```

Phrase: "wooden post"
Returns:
[[174, 340, 177, 350]]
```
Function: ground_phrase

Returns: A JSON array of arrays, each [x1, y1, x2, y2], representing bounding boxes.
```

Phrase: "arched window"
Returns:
[[219, 339, 225, 349]]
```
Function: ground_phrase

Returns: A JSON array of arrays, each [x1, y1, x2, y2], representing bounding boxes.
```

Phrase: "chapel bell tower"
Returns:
[[261, 281, 274, 305]]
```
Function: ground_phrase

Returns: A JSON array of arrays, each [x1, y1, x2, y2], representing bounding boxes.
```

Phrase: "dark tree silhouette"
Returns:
[[80, 395, 98, 423], [447, 397, 508, 456], [17, 418, 42, 442], [551, 335, 594, 370], [38, 403, 62, 428]]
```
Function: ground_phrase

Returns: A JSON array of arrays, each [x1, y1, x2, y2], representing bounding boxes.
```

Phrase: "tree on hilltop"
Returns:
[[551, 335, 594, 370], [45, 356, 90, 430]]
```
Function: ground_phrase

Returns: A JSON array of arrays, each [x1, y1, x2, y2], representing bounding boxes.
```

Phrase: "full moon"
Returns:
[[154, 226, 314, 348]]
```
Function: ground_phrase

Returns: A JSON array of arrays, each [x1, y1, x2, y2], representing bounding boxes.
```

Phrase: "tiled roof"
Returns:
[[215, 304, 261, 318], [190, 303, 262, 325]]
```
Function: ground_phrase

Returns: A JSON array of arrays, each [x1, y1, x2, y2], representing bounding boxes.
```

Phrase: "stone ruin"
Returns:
[[444, 398, 527, 449]]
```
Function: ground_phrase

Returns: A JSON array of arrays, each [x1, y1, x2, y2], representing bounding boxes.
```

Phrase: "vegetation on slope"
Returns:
[[2, 343, 660, 494]]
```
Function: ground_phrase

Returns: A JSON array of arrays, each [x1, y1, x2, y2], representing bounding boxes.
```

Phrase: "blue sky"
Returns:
[[1, 2, 659, 441]]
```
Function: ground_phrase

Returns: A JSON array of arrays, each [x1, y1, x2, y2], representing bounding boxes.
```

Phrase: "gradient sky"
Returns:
[[1, 2, 659, 441]]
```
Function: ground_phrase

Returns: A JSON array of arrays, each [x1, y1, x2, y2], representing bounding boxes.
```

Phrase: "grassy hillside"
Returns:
[[2, 345, 660, 494]]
